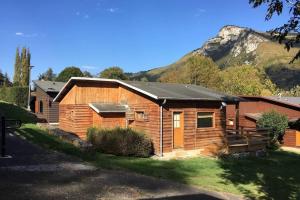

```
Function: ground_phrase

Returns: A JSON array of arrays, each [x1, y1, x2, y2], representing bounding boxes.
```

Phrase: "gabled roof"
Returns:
[[267, 96, 300, 106], [89, 103, 128, 113], [34, 80, 66, 93], [53, 77, 240, 102], [245, 112, 299, 123]]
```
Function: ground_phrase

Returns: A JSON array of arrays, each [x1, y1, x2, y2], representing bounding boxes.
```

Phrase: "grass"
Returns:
[[0, 101, 37, 123], [17, 123, 300, 199]]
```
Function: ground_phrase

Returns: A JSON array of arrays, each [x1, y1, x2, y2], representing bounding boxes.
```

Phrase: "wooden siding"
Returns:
[[162, 101, 226, 155], [238, 100, 300, 128], [283, 129, 300, 147], [59, 104, 92, 138], [59, 82, 161, 153], [92, 112, 126, 129], [35, 87, 59, 123]]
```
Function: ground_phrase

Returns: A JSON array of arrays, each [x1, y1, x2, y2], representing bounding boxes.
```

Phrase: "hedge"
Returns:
[[0, 86, 28, 107], [87, 127, 153, 157]]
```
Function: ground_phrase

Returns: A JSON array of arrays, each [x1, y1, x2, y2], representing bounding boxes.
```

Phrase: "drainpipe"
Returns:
[[160, 99, 167, 157]]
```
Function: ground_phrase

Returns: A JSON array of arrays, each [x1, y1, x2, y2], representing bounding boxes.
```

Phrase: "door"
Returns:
[[173, 112, 184, 148], [296, 131, 300, 147]]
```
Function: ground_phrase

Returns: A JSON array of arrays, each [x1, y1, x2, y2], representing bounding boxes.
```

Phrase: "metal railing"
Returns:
[[0, 116, 22, 157]]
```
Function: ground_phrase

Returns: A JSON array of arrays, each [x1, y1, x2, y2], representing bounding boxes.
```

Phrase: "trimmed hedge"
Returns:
[[0, 86, 28, 107], [87, 127, 153, 157]]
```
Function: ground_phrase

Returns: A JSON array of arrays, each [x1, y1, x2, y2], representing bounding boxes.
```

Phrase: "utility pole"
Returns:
[[27, 66, 34, 111]]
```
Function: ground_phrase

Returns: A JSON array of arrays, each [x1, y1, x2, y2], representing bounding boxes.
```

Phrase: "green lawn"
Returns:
[[17, 124, 300, 199], [0, 101, 37, 123]]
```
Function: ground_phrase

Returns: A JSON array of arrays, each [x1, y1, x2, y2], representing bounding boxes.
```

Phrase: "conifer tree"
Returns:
[[13, 47, 21, 85], [20, 47, 28, 86]]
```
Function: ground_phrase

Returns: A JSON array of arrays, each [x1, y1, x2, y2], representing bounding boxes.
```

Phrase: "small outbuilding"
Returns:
[[33, 80, 66, 123]]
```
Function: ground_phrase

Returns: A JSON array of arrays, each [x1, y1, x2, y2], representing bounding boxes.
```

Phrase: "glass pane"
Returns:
[[197, 112, 213, 118], [197, 117, 213, 128]]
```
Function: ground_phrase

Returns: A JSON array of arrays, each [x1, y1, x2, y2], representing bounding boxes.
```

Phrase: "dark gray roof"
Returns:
[[34, 80, 66, 93], [268, 96, 300, 106], [123, 80, 238, 101], [89, 103, 127, 113]]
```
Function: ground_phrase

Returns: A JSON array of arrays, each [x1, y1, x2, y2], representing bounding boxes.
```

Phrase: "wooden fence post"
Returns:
[[1, 116, 5, 157]]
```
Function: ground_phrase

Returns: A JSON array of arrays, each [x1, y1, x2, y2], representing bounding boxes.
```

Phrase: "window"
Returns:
[[173, 113, 181, 128], [135, 111, 144, 121], [197, 112, 214, 128], [39, 101, 43, 113], [228, 119, 234, 126]]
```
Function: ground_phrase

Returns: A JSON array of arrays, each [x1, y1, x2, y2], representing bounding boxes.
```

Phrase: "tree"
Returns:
[[38, 68, 56, 81], [99, 66, 128, 80], [257, 110, 289, 146], [13, 47, 21, 86], [20, 47, 30, 86], [83, 70, 93, 77], [159, 55, 221, 88], [56, 66, 84, 82], [250, 0, 300, 62], [219, 65, 275, 95]]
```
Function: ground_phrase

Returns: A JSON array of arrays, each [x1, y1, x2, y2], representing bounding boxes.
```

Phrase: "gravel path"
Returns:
[[0, 132, 243, 200]]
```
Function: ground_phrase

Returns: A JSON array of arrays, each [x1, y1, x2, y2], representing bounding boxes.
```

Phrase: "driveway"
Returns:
[[0, 132, 242, 200]]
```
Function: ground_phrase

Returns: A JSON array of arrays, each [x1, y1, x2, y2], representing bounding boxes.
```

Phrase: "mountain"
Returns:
[[130, 25, 300, 90]]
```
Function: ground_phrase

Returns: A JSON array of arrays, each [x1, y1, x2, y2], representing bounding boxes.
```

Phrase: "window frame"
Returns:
[[39, 100, 44, 113], [135, 111, 145, 121], [196, 112, 215, 129]]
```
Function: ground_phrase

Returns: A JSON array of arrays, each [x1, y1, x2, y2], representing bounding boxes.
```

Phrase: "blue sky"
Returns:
[[0, 0, 290, 80]]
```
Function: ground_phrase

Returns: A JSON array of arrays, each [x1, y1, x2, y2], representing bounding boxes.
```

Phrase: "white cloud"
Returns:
[[194, 8, 206, 17], [15, 32, 38, 38], [107, 8, 118, 13]]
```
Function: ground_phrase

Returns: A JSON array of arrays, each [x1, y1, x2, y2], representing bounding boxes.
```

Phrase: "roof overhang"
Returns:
[[89, 103, 128, 113]]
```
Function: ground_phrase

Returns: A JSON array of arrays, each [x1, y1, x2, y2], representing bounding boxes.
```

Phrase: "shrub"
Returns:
[[87, 127, 153, 157], [0, 86, 28, 107], [257, 110, 289, 146]]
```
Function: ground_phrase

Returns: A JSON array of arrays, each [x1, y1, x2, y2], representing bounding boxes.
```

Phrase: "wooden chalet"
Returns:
[[53, 77, 269, 156], [34, 80, 66, 123], [227, 96, 300, 148]]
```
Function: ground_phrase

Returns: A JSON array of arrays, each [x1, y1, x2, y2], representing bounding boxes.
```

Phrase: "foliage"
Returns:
[[83, 70, 93, 77], [99, 66, 128, 80], [279, 84, 300, 96], [87, 127, 153, 157], [0, 71, 11, 87], [13, 47, 31, 86], [56, 66, 84, 82], [257, 110, 289, 145], [13, 48, 21, 86], [38, 68, 56, 81], [0, 101, 36, 123], [249, 0, 300, 62], [18, 124, 300, 199], [160, 55, 221, 88], [0, 86, 29, 107], [219, 65, 275, 95]]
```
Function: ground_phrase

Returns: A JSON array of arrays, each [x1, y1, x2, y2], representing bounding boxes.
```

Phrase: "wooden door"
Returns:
[[296, 131, 300, 146], [173, 112, 184, 148]]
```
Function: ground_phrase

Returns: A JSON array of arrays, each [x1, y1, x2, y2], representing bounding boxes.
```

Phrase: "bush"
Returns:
[[257, 110, 289, 145], [0, 86, 28, 107], [87, 127, 153, 157]]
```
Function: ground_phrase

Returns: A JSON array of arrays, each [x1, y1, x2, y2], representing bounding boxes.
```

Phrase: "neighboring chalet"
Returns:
[[227, 96, 300, 147], [53, 77, 269, 156], [34, 80, 66, 123]]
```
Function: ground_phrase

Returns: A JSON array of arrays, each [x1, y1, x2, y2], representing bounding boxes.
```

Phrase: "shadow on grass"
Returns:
[[0, 101, 37, 123], [217, 150, 300, 199]]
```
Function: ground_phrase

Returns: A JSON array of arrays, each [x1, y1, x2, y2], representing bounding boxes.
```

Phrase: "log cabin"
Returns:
[[54, 77, 268, 156], [34, 80, 66, 123], [226, 96, 300, 148]]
